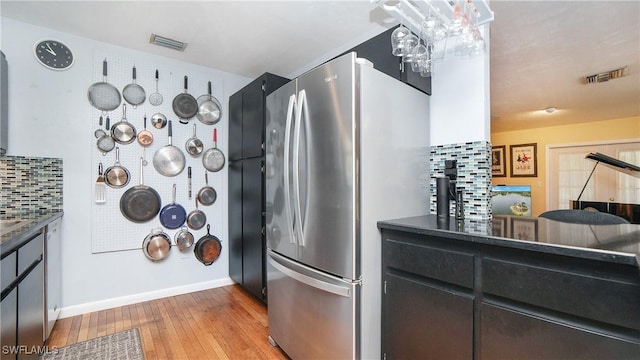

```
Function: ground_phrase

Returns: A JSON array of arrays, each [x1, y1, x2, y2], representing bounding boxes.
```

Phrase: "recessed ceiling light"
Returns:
[[544, 107, 557, 114]]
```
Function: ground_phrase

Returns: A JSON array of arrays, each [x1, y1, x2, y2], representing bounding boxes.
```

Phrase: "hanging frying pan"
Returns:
[[111, 104, 137, 144], [142, 228, 171, 261], [196, 81, 222, 125], [185, 123, 204, 157], [104, 147, 130, 188], [175, 226, 194, 251], [194, 224, 222, 266], [87, 59, 121, 112], [120, 157, 162, 223], [153, 120, 186, 177], [122, 66, 146, 108], [186, 197, 206, 230], [202, 129, 225, 172], [198, 171, 217, 206], [149, 69, 163, 106], [137, 114, 153, 147], [172, 76, 198, 124], [159, 184, 186, 229]]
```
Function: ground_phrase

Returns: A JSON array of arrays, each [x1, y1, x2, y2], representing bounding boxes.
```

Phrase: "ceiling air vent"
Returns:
[[150, 34, 187, 51], [584, 66, 627, 84]]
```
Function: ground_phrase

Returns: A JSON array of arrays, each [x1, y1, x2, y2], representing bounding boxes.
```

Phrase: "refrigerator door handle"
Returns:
[[283, 93, 297, 245], [269, 252, 351, 298], [293, 89, 308, 247]]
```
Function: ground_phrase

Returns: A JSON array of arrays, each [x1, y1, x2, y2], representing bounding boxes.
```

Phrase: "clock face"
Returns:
[[34, 40, 74, 70]]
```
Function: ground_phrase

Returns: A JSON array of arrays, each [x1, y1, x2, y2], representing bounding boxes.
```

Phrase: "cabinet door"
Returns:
[[349, 27, 401, 81], [229, 160, 243, 285], [242, 78, 266, 159], [383, 273, 473, 360], [228, 91, 243, 161], [17, 261, 44, 360], [1, 287, 17, 360], [479, 302, 640, 360], [403, 65, 432, 95], [242, 157, 265, 301]]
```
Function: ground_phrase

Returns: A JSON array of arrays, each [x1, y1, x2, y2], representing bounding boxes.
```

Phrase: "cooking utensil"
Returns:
[[198, 171, 217, 206], [159, 183, 186, 229], [137, 114, 153, 147], [149, 69, 163, 106], [95, 117, 115, 155], [188, 166, 192, 199], [172, 76, 198, 124], [175, 226, 194, 251], [194, 224, 222, 266], [120, 157, 162, 223], [202, 128, 225, 172], [142, 228, 171, 261], [95, 163, 106, 204], [104, 147, 130, 188], [185, 123, 204, 157], [87, 59, 121, 112], [111, 104, 137, 144], [153, 120, 186, 177], [151, 112, 167, 129], [186, 198, 206, 230], [122, 65, 146, 108], [196, 81, 222, 125]]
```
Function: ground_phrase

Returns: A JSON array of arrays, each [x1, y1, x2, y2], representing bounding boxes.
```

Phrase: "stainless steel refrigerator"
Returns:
[[265, 52, 429, 359]]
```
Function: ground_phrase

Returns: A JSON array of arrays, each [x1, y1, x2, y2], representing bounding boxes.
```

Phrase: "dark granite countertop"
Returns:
[[378, 215, 640, 267], [1, 211, 63, 257]]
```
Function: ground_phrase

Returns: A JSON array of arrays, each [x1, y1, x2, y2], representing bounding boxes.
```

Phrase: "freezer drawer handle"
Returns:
[[269, 255, 351, 298]]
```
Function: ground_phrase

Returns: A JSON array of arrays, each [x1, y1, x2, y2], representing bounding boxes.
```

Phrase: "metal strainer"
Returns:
[[149, 69, 163, 106], [87, 59, 121, 112], [122, 66, 146, 108]]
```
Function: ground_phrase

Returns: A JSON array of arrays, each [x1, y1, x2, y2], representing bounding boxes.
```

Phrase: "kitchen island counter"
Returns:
[[1, 210, 63, 256]]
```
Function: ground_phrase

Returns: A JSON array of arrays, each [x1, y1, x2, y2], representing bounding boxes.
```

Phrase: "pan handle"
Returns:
[[188, 167, 192, 199], [139, 156, 145, 185], [172, 183, 177, 204], [184, 76, 189, 92], [208, 81, 212, 96], [132, 66, 137, 80], [102, 59, 108, 78]]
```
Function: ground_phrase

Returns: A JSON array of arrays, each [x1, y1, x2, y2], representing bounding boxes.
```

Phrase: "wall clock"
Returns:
[[33, 39, 74, 70]]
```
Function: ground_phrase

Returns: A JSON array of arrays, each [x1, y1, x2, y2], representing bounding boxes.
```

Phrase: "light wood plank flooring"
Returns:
[[47, 285, 289, 359]]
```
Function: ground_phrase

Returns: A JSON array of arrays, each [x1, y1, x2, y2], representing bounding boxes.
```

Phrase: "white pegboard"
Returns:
[[90, 49, 227, 254]]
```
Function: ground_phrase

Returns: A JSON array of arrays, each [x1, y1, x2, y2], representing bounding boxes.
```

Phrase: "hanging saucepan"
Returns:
[[122, 66, 146, 108], [153, 120, 186, 177], [172, 76, 198, 124], [185, 123, 204, 157], [111, 104, 137, 144], [196, 81, 222, 125], [194, 224, 222, 266], [159, 184, 186, 229], [186, 198, 206, 230], [198, 171, 217, 206], [202, 129, 225, 172], [120, 157, 162, 223], [95, 116, 115, 155], [137, 115, 153, 147], [151, 112, 167, 129], [87, 59, 121, 112], [104, 147, 130, 188], [174, 226, 194, 251], [142, 228, 171, 261]]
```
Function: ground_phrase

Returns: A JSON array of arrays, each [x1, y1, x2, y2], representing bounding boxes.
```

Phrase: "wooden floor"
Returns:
[[47, 285, 289, 359]]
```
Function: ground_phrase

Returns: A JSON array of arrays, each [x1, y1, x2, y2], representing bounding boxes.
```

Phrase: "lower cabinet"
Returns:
[[380, 228, 640, 359], [1, 286, 17, 360]]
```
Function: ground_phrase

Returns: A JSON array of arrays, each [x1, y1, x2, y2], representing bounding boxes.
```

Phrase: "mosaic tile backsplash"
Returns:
[[430, 141, 492, 220], [0, 156, 63, 215]]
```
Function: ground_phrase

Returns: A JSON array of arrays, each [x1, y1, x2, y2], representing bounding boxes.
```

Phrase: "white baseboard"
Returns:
[[59, 277, 236, 319]]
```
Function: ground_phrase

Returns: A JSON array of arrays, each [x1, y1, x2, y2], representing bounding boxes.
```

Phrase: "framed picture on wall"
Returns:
[[492, 145, 506, 177], [510, 143, 538, 177], [511, 217, 538, 242]]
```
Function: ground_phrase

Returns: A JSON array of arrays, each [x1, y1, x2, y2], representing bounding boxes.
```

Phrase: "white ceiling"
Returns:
[[2, 1, 639, 133]]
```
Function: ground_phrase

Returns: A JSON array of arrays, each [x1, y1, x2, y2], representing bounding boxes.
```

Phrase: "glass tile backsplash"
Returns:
[[0, 156, 63, 215]]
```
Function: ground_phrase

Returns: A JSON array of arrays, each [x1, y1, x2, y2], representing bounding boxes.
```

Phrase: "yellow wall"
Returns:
[[491, 116, 640, 216]]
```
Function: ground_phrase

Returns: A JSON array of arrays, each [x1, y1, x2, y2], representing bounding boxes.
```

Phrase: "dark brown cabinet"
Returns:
[[228, 73, 289, 303], [380, 227, 640, 359]]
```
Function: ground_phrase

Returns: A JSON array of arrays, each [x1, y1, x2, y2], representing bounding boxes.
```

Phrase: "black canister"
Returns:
[[436, 177, 450, 220]]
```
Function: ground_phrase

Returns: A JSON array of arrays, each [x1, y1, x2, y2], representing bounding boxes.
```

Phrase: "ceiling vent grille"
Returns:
[[150, 34, 187, 51], [584, 66, 627, 84]]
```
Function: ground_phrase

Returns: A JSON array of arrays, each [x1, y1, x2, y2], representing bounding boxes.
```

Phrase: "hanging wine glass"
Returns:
[[401, 33, 419, 62], [390, 4, 411, 57]]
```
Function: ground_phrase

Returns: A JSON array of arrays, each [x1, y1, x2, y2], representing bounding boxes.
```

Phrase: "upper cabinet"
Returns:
[[338, 26, 431, 95]]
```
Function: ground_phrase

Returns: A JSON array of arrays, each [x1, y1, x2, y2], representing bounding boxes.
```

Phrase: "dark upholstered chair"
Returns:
[[539, 209, 630, 225]]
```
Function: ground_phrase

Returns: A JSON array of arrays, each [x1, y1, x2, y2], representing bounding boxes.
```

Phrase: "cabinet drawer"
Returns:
[[383, 238, 474, 288], [1, 251, 16, 291], [481, 258, 640, 330], [17, 233, 43, 275]]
